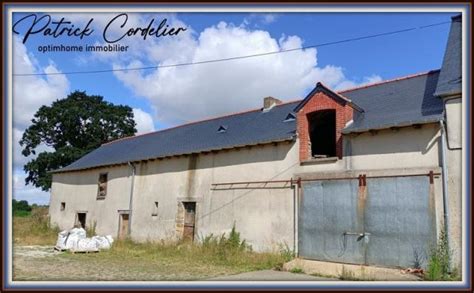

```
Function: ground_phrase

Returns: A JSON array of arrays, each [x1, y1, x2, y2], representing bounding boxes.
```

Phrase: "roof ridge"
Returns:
[[337, 69, 440, 94], [102, 99, 301, 146], [103, 71, 440, 147]]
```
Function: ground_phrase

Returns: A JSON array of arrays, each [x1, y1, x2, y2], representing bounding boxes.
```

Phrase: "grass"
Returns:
[[13, 207, 59, 245], [13, 212, 294, 281], [13, 210, 31, 217]]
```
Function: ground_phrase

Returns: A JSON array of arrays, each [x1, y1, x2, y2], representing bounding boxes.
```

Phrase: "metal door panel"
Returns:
[[299, 179, 364, 264], [365, 177, 436, 268]]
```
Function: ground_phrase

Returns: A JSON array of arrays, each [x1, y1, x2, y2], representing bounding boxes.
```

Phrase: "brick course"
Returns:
[[296, 91, 353, 161]]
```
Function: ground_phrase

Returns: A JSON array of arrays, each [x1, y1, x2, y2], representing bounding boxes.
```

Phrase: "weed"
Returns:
[[278, 242, 295, 262], [86, 220, 97, 237], [273, 243, 295, 271], [425, 230, 459, 281], [290, 267, 304, 274]]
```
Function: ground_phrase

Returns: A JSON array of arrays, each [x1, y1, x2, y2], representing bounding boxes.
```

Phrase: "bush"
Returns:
[[13, 199, 32, 214]]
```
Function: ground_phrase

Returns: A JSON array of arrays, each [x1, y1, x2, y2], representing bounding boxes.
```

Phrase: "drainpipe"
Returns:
[[293, 178, 301, 257], [293, 179, 297, 256], [128, 162, 136, 237], [439, 120, 451, 270]]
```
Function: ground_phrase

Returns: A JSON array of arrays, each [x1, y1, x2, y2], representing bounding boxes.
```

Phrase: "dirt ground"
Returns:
[[13, 245, 236, 281], [13, 245, 316, 281]]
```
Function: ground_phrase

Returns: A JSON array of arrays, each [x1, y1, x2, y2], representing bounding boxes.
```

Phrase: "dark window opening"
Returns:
[[76, 212, 86, 229], [97, 173, 108, 199], [60, 202, 66, 211], [217, 125, 227, 133], [308, 110, 336, 158], [284, 113, 296, 122], [152, 201, 159, 217]]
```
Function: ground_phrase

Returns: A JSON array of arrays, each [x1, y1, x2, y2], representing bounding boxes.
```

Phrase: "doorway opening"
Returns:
[[183, 202, 196, 242], [118, 213, 129, 239], [76, 212, 87, 229]]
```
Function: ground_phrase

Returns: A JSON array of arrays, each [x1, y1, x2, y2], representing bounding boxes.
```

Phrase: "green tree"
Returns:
[[20, 91, 137, 191], [12, 199, 32, 212]]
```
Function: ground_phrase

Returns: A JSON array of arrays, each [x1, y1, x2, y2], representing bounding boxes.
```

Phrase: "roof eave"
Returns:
[[341, 118, 443, 134], [51, 136, 297, 174], [433, 90, 462, 99]]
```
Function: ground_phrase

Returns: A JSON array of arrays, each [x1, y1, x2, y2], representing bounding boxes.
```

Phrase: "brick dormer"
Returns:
[[294, 83, 363, 162]]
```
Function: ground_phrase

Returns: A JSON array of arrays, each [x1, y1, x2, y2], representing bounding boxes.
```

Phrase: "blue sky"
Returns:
[[11, 11, 458, 204]]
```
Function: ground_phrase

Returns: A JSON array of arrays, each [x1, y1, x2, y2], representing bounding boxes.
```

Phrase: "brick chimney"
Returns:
[[263, 96, 282, 110]]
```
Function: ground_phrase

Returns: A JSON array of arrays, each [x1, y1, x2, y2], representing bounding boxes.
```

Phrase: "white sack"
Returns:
[[92, 235, 114, 250], [64, 228, 87, 250], [55, 228, 114, 252], [55, 228, 86, 250], [73, 238, 99, 252], [55, 230, 70, 250]]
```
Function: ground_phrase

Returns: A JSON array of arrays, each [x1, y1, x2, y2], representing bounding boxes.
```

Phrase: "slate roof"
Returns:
[[55, 102, 299, 172], [341, 70, 444, 134], [55, 69, 444, 173], [434, 14, 462, 97]]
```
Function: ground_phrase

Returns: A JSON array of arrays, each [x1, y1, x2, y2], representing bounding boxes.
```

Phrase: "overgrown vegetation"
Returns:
[[14, 218, 294, 280], [290, 267, 304, 274], [86, 220, 97, 237], [13, 206, 59, 245], [425, 231, 460, 281]]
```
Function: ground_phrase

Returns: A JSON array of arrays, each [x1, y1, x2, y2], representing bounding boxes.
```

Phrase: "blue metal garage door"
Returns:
[[298, 176, 436, 268], [365, 177, 437, 268]]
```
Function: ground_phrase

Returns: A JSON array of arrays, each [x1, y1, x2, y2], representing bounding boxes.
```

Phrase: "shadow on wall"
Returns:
[[347, 124, 440, 157], [52, 142, 295, 186]]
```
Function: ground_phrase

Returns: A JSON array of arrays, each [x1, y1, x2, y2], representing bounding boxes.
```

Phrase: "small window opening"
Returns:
[[152, 201, 159, 217], [60, 202, 66, 211], [307, 110, 336, 158], [284, 113, 296, 122], [97, 173, 108, 199], [217, 125, 227, 133]]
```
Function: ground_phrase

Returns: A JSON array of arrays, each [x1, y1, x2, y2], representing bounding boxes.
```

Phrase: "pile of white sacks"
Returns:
[[55, 228, 114, 252]]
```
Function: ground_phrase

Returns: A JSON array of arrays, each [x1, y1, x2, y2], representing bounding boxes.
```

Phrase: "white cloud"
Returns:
[[133, 108, 155, 134], [13, 169, 50, 205], [12, 35, 70, 204], [109, 21, 381, 124], [334, 74, 383, 91], [13, 36, 70, 129], [243, 13, 279, 27]]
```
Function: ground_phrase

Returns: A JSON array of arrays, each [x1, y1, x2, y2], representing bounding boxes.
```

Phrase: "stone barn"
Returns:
[[49, 15, 463, 271]]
